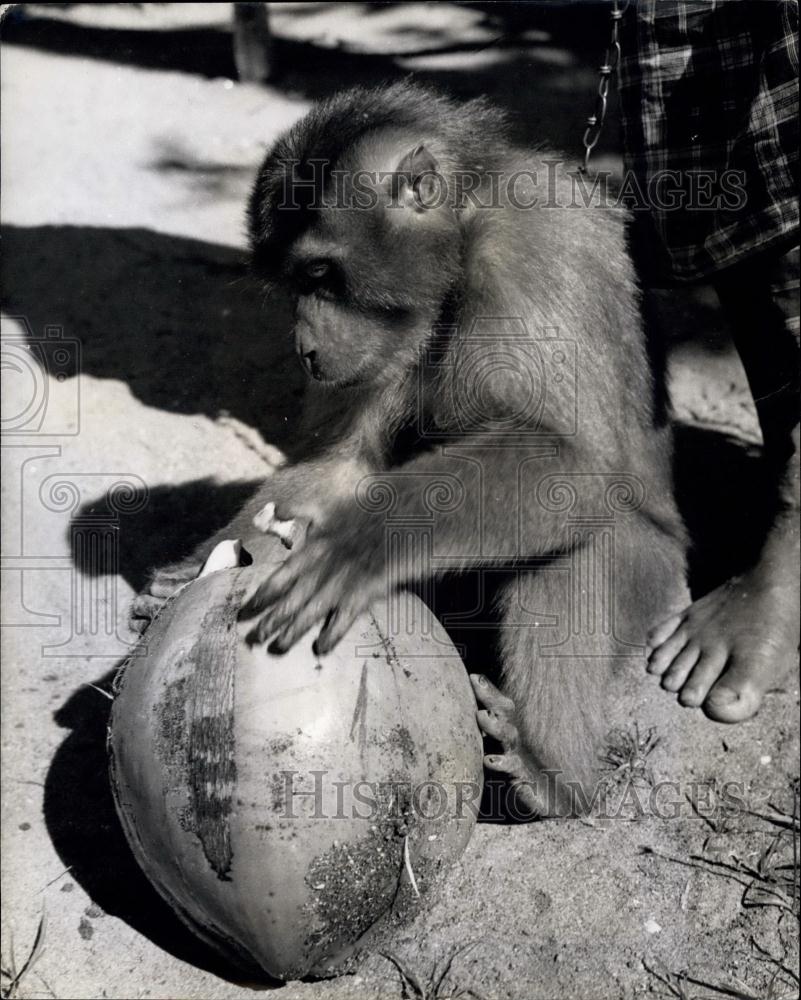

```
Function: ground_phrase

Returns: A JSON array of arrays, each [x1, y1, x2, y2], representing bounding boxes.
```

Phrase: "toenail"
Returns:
[[708, 687, 738, 705]]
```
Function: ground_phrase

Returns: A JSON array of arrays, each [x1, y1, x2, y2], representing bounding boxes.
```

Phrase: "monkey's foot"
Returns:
[[646, 531, 800, 722], [470, 674, 547, 818]]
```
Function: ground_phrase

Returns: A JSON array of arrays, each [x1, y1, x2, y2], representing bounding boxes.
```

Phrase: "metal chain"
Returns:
[[579, 0, 630, 174]]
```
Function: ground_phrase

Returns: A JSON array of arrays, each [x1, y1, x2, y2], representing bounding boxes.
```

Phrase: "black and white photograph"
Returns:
[[1, 2, 799, 998]]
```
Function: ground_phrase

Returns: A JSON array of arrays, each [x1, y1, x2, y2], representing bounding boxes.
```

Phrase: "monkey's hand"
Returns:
[[238, 516, 386, 655], [128, 557, 205, 634], [129, 543, 244, 634]]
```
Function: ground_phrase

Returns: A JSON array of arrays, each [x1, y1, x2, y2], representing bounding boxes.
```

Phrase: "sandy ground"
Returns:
[[1, 4, 798, 999]]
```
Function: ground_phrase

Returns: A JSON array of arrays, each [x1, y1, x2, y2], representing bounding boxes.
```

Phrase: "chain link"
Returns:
[[579, 0, 630, 174]]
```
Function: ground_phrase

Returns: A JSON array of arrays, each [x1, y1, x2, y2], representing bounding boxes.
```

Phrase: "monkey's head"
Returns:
[[248, 84, 506, 389]]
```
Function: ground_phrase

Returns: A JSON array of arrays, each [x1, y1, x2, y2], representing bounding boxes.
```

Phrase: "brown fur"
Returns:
[[140, 83, 689, 815]]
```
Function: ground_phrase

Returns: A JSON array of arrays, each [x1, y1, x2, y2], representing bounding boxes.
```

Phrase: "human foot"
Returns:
[[646, 535, 800, 722]]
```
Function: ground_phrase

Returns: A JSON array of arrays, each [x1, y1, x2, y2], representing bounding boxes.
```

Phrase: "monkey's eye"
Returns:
[[304, 259, 331, 280]]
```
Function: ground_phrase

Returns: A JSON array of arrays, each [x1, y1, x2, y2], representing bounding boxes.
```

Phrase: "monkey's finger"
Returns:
[[483, 753, 546, 816], [476, 709, 519, 750], [245, 568, 324, 635], [313, 605, 359, 656], [646, 613, 684, 653], [508, 782, 546, 819], [129, 616, 151, 635], [484, 751, 529, 777], [245, 601, 307, 647], [245, 601, 294, 646], [130, 594, 165, 621], [469, 674, 516, 716], [284, 517, 309, 550], [648, 627, 690, 677], [268, 600, 329, 655], [267, 619, 313, 655], [271, 508, 312, 548], [253, 501, 278, 533], [246, 613, 274, 647], [254, 502, 307, 550], [239, 564, 305, 619]]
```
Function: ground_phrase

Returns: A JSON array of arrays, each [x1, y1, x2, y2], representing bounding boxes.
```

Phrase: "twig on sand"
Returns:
[[641, 826, 800, 918], [39, 868, 72, 894], [403, 836, 420, 899], [381, 943, 484, 1000], [1, 912, 47, 999], [84, 683, 113, 701], [643, 956, 798, 1000]]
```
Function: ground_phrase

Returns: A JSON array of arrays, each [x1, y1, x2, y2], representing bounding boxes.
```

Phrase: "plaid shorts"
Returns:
[[619, 0, 799, 281]]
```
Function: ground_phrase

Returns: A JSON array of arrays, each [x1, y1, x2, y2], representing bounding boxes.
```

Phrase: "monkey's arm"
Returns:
[[240, 436, 603, 653]]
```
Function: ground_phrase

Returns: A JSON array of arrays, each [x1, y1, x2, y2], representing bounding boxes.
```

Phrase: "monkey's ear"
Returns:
[[392, 144, 441, 210]]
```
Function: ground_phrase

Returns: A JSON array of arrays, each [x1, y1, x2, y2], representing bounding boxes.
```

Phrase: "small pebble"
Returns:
[[760, 755, 772, 765], [644, 919, 661, 934]]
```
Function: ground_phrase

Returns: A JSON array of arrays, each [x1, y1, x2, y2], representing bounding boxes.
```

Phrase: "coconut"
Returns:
[[109, 534, 483, 981]]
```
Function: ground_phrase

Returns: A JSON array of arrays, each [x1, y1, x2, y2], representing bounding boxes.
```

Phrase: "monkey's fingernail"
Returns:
[[472, 674, 488, 686], [238, 604, 256, 621], [253, 502, 276, 532]]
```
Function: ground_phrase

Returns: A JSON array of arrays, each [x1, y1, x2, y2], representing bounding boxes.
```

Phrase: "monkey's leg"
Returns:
[[464, 567, 607, 819], [472, 523, 688, 819]]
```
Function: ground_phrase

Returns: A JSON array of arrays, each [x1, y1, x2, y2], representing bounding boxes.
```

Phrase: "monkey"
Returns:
[[131, 82, 690, 818]]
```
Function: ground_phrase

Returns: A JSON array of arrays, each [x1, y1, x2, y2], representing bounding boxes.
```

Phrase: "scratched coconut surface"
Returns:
[[1, 4, 798, 999]]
